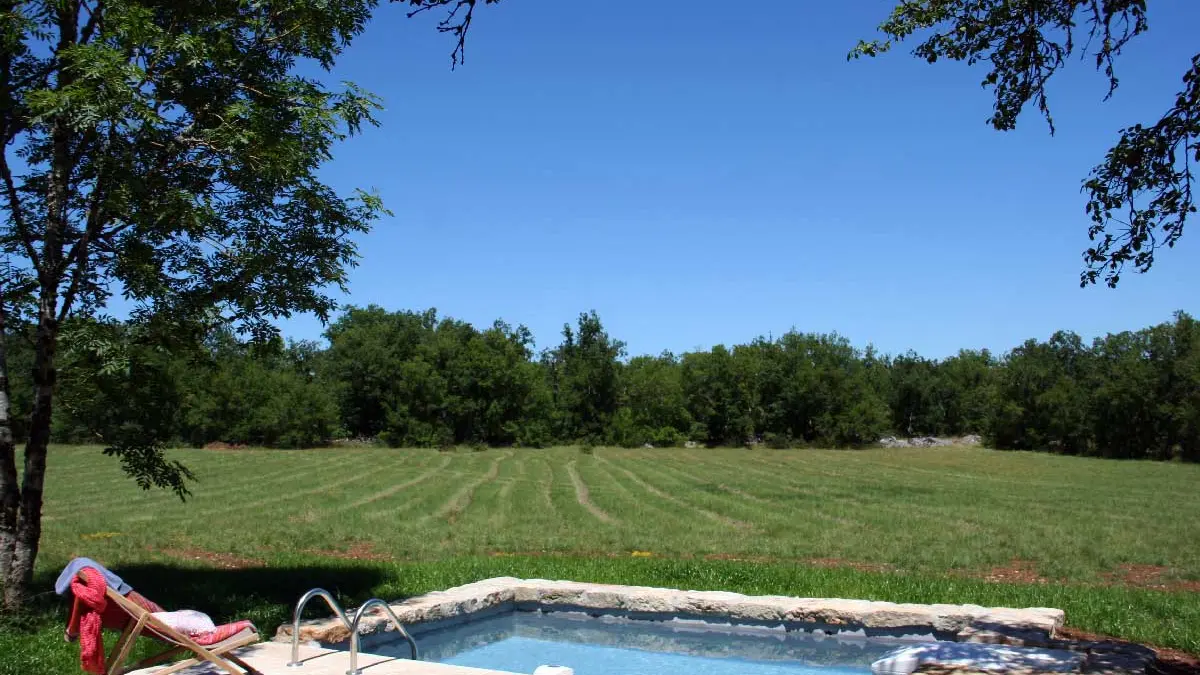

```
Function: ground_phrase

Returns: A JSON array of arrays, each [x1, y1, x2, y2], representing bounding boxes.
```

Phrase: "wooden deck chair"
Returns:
[[67, 569, 262, 675]]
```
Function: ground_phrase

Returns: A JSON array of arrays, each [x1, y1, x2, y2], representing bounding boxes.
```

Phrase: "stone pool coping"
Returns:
[[272, 578, 1160, 675], [273, 577, 1066, 646]]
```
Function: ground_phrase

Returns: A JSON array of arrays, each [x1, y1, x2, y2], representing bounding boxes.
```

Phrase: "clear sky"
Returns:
[[279, 0, 1200, 358]]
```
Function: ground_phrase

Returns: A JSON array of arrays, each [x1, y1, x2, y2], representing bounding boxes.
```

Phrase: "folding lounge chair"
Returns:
[[67, 567, 262, 675]]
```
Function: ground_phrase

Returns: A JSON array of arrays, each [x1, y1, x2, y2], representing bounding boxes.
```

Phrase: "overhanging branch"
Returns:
[[0, 155, 41, 275], [405, 0, 486, 68]]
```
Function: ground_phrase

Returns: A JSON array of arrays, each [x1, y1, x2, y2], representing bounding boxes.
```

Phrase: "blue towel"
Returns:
[[54, 557, 132, 596]]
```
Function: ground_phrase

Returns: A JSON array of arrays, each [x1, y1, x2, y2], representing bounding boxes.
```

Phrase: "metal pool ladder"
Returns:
[[346, 599, 419, 674], [285, 589, 419, 674]]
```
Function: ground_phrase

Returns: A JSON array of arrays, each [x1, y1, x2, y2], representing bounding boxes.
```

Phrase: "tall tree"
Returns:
[[680, 345, 756, 446], [0, 0, 386, 609], [325, 307, 440, 441], [615, 352, 691, 447], [938, 349, 995, 435], [544, 311, 625, 442], [852, 1, 1196, 287]]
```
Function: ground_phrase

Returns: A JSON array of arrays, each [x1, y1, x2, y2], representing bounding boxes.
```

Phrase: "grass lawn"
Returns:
[[3, 444, 1199, 674]]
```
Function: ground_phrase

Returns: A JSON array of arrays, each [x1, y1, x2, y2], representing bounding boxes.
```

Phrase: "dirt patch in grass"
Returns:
[[154, 546, 264, 569], [201, 441, 246, 450], [950, 559, 1050, 585], [698, 553, 898, 572], [981, 559, 1049, 584], [701, 553, 761, 562], [806, 557, 898, 573], [490, 552, 896, 569], [1056, 626, 1200, 675], [949, 560, 1200, 592], [488, 550, 626, 559], [307, 541, 391, 562], [1101, 564, 1200, 593]]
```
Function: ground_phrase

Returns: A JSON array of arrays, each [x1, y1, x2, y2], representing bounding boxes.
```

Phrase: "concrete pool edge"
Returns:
[[272, 577, 1065, 646], [263, 578, 1159, 675]]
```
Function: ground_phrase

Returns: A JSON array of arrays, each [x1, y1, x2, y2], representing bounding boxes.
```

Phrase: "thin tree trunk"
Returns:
[[0, 0, 73, 612], [3, 309, 54, 610], [2, 112, 66, 609], [2, 76, 69, 612], [0, 0, 21, 596], [0, 303, 18, 590]]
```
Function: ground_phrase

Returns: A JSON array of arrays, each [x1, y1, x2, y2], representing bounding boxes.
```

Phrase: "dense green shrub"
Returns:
[[175, 335, 340, 448], [763, 432, 793, 449], [324, 307, 550, 447], [543, 312, 625, 442]]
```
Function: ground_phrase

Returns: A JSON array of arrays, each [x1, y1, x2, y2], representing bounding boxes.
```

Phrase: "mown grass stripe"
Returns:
[[602, 454, 752, 530], [565, 459, 616, 524], [651, 453, 865, 528], [358, 452, 497, 526], [47, 452, 350, 517], [529, 452, 557, 515], [580, 454, 677, 526], [486, 450, 523, 531], [146, 465, 386, 522], [432, 451, 512, 522], [335, 452, 448, 511]]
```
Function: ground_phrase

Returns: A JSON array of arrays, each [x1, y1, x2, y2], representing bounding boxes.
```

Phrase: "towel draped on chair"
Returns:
[[64, 565, 258, 675], [69, 567, 109, 675], [68, 569, 166, 674]]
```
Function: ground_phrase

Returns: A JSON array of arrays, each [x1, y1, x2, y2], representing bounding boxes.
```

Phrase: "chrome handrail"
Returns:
[[347, 598, 419, 675], [286, 588, 353, 668]]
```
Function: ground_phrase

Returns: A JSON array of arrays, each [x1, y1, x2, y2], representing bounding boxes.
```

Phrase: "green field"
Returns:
[[5, 445, 1200, 673]]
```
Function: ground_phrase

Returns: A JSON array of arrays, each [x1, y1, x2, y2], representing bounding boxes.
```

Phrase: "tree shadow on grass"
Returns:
[[24, 561, 392, 635]]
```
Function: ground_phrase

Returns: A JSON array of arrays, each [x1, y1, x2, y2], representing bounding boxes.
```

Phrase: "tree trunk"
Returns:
[[0, 305, 18, 591], [2, 301, 57, 611], [3, 112, 67, 611], [0, 1, 73, 612]]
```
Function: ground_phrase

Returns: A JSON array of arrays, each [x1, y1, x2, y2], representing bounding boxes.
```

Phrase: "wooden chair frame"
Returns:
[[77, 573, 262, 675]]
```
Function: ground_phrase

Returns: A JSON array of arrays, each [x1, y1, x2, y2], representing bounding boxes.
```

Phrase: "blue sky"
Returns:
[[280, 0, 1200, 358]]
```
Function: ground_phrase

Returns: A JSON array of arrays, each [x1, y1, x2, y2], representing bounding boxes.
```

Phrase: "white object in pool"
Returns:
[[872, 643, 1083, 675], [533, 666, 574, 675]]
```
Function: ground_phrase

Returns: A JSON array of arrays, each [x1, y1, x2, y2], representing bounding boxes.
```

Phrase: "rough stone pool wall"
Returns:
[[273, 577, 1065, 647]]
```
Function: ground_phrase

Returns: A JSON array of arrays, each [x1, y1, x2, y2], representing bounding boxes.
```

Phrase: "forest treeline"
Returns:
[[12, 308, 1200, 461]]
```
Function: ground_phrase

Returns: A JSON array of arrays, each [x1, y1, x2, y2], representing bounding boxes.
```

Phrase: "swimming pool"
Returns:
[[282, 579, 1082, 675], [366, 610, 917, 675]]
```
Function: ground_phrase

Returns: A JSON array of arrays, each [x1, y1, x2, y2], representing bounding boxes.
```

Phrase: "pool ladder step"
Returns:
[[286, 588, 419, 675]]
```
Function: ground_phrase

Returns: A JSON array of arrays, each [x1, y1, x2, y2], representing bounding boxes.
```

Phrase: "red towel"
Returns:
[[68, 567, 108, 675], [66, 569, 163, 674]]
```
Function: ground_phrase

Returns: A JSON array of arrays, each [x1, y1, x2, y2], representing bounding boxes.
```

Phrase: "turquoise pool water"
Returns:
[[439, 635, 871, 675], [367, 611, 913, 675]]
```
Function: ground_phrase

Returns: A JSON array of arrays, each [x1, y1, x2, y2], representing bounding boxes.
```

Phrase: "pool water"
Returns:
[[368, 611, 916, 675], [440, 635, 870, 675]]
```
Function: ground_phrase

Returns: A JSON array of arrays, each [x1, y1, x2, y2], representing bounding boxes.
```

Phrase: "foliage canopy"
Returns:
[[0, 0, 387, 608], [22, 308, 1200, 466], [851, 0, 1197, 287]]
